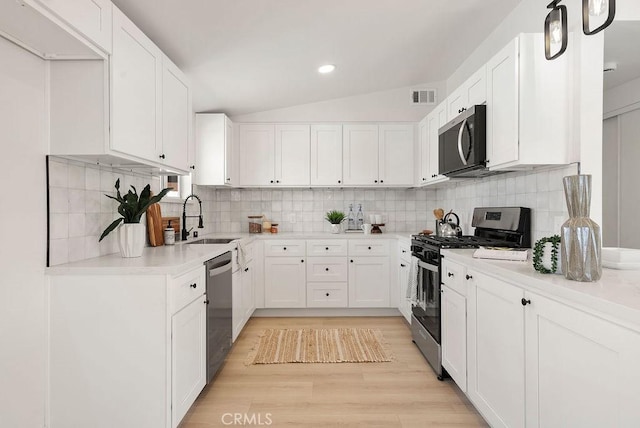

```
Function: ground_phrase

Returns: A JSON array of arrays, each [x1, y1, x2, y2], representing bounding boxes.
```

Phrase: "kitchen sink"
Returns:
[[187, 238, 238, 245]]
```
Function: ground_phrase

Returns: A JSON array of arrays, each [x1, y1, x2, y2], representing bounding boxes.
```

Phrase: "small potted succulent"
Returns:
[[325, 210, 346, 234], [99, 179, 170, 257]]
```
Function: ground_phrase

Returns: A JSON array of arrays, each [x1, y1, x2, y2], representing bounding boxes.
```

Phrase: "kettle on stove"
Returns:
[[439, 211, 463, 237]]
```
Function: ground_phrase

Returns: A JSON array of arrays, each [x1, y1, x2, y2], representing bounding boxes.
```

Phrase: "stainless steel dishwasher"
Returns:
[[204, 251, 232, 383]]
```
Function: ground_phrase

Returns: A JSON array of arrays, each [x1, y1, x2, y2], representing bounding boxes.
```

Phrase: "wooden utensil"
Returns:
[[433, 208, 445, 220], [146, 203, 164, 246]]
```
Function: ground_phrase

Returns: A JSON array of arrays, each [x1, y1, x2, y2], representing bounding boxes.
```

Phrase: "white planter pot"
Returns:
[[330, 224, 341, 234], [118, 223, 146, 258]]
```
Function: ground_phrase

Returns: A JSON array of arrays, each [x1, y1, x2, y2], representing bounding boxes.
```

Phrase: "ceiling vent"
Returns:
[[411, 89, 436, 105]]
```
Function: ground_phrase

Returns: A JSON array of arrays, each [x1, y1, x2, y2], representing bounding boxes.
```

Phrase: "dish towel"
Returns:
[[237, 240, 248, 271], [406, 256, 420, 303]]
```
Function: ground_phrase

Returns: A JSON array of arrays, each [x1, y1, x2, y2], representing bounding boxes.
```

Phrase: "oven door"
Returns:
[[412, 259, 441, 344]]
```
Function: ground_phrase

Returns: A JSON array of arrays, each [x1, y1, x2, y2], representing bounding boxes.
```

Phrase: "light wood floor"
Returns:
[[180, 317, 487, 428]]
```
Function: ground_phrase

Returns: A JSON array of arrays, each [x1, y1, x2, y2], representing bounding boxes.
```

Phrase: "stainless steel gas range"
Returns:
[[409, 207, 531, 380]]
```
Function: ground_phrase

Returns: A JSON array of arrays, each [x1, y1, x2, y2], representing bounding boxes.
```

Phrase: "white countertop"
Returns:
[[46, 231, 414, 276], [442, 249, 640, 329]]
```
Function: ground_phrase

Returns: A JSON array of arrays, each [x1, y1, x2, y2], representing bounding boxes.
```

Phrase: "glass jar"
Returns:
[[248, 215, 262, 234]]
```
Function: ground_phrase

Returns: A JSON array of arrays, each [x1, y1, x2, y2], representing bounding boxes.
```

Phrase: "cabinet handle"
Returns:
[[374, 180, 378, 183], [422, 178, 426, 181], [325, 268, 329, 271], [159, 154, 165, 159], [465, 274, 473, 280], [402, 250, 406, 253], [380, 180, 384, 183], [190, 165, 195, 170], [204, 299, 210, 305], [190, 283, 197, 289], [350, 259, 354, 263], [521, 298, 531, 306], [338, 180, 341, 184], [326, 293, 330, 297], [301, 259, 304, 263], [226, 177, 231, 181], [447, 272, 454, 277], [244, 268, 249, 272], [400, 263, 406, 267], [486, 159, 490, 164], [270, 180, 274, 184], [368, 246, 372, 250], [283, 247, 287, 251], [276, 180, 280, 183], [325, 247, 329, 250]]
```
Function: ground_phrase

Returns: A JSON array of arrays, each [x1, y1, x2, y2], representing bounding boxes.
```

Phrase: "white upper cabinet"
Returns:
[[343, 124, 414, 186], [418, 117, 429, 184], [194, 114, 235, 186], [111, 6, 162, 164], [32, 0, 113, 53], [310, 124, 343, 186], [447, 66, 486, 118], [239, 124, 310, 186], [239, 124, 275, 186], [161, 55, 191, 172], [275, 124, 310, 186], [426, 102, 448, 184], [486, 34, 574, 170], [343, 124, 379, 185], [378, 124, 414, 186]]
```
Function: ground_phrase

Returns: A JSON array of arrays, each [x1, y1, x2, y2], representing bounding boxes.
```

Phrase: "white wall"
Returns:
[[0, 38, 47, 427], [230, 81, 446, 123], [604, 74, 640, 116]]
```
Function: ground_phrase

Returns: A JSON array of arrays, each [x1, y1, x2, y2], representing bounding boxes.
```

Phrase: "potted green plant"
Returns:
[[99, 179, 171, 257], [325, 210, 346, 234]]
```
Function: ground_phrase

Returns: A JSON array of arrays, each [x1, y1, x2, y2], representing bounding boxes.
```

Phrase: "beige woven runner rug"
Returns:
[[246, 328, 393, 365]]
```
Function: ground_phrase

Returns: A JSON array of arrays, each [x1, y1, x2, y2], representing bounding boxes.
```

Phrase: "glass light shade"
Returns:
[[589, 0, 606, 16]]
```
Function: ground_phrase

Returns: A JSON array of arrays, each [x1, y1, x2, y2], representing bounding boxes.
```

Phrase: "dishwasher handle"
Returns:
[[208, 260, 231, 277]]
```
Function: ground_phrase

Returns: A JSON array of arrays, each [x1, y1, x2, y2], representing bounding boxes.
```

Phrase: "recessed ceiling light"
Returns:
[[318, 64, 336, 74]]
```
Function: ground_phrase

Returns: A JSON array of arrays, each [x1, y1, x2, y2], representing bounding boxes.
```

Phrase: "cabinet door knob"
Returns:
[[276, 180, 280, 183], [326, 293, 330, 297], [338, 180, 341, 184], [283, 247, 287, 250], [325, 247, 329, 250], [204, 299, 210, 305], [190, 283, 197, 289], [244, 268, 249, 272], [374, 180, 378, 183], [521, 298, 531, 306], [368, 246, 372, 250], [465, 274, 473, 280], [226, 177, 231, 181], [159, 154, 165, 159], [325, 268, 329, 271], [447, 272, 454, 277], [301, 259, 304, 263], [400, 263, 406, 267], [402, 250, 406, 253], [270, 180, 274, 183], [350, 260, 354, 263], [190, 165, 195, 170], [380, 180, 384, 183]]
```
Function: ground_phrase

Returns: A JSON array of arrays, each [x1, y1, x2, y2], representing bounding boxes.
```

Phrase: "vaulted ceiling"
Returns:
[[112, 0, 522, 116]]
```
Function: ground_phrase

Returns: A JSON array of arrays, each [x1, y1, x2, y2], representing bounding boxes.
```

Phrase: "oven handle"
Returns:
[[417, 259, 439, 273]]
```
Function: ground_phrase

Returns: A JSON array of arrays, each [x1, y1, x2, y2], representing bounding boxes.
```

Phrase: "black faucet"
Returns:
[[182, 194, 204, 241]]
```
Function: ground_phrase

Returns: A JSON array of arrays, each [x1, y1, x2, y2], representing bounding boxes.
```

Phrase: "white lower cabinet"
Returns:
[[441, 284, 466, 393], [467, 270, 525, 428], [525, 292, 640, 427], [348, 256, 390, 308], [171, 296, 206, 428], [397, 240, 412, 324], [264, 256, 306, 308], [49, 265, 206, 428]]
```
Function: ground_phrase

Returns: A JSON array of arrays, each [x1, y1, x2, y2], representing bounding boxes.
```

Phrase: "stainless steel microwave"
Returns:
[[438, 105, 488, 178]]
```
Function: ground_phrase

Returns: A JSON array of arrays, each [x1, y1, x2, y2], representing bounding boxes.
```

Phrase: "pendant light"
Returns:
[[582, 0, 616, 35], [545, 1, 568, 60]]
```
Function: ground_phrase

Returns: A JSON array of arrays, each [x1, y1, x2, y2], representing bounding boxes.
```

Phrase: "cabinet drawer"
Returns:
[[348, 240, 389, 256], [306, 283, 348, 307], [263, 240, 305, 257], [442, 260, 466, 297], [306, 239, 348, 256], [398, 240, 411, 263], [171, 266, 206, 314], [306, 257, 347, 282]]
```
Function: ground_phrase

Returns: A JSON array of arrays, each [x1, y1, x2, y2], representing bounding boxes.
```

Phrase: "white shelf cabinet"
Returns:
[[264, 257, 306, 308], [49, 265, 206, 428], [111, 6, 162, 164], [31, 0, 113, 53], [310, 124, 343, 186], [486, 34, 574, 171], [342, 124, 379, 185], [446, 65, 486, 118], [195, 114, 235, 186], [161, 55, 191, 172], [239, 124, 310, 186], [378, 124, 415, 186]]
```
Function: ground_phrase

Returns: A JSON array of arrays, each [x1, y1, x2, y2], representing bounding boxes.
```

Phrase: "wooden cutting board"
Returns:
[[146, 203, 164, 246]]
